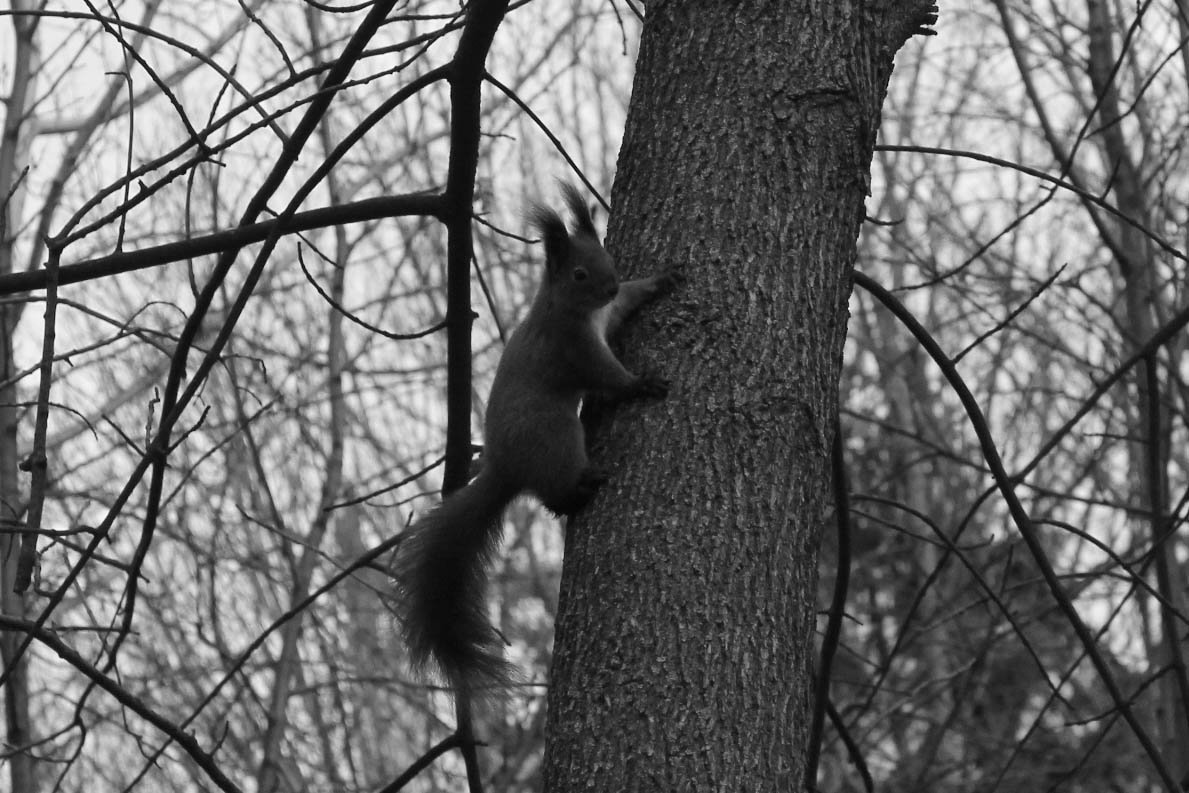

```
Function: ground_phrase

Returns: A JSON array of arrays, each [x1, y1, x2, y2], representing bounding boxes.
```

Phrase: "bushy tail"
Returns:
[[392, 470, 518, 694]]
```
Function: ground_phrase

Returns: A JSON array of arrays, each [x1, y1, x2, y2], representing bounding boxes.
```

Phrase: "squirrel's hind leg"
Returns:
[[540, 467, 608, 516], [525, 412, 607, 516]]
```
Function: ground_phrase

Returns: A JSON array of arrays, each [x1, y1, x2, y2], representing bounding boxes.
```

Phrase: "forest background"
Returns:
[[0, 0, 1186, 792]]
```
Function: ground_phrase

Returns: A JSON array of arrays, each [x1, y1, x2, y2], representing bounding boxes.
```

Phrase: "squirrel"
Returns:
[[392, 183, 676, 698]]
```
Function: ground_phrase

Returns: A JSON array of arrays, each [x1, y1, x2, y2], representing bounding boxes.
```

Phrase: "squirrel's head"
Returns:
[[529, 183, 619, 313]]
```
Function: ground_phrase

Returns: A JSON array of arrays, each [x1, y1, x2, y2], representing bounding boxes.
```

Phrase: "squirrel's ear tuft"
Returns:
[[559, 182, 598, 238], [528, 203, 569, 271]]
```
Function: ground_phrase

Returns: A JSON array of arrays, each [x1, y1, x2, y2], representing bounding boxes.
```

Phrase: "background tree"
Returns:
[[0, 1, 1186, 792]]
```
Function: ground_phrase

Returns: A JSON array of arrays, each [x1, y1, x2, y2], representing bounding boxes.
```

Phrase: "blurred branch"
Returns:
[[2, 6, 286, 146], [160, 533, 409, 787], [876, 144, 1186, 265], [113, 1, 448, 677], [0, 615, 244, 793], [0, 0, 443, 696], [854, 269, 1182, 791], [1145, 349, 1189, 748], [22, 0, 161, 285]]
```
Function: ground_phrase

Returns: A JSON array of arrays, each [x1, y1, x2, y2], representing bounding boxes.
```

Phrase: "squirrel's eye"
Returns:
[[573, 268, 588, 282]]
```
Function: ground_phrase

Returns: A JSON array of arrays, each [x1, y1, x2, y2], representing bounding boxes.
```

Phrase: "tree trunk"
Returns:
[[542, 3, 932, 790], [0, 6, 39, 792]]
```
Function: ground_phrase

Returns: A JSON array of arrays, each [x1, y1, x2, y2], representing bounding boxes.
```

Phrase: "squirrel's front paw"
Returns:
[[653, 266, 685, 295], [631, 372, 669, 399]]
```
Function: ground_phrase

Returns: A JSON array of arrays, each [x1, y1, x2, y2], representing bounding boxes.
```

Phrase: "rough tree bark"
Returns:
[[542, 3, 935, 790]]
